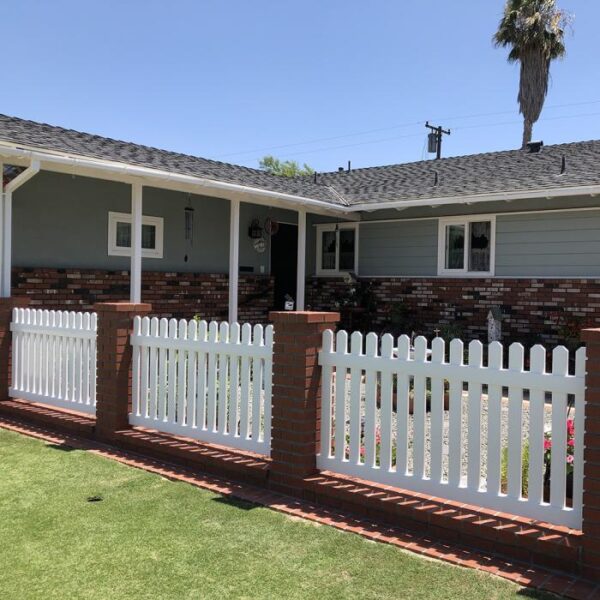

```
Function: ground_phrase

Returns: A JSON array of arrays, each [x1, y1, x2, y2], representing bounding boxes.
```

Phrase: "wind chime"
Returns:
[[184, 195, 194, 262]]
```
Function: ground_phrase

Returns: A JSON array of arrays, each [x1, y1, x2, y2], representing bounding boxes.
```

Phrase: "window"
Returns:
[[316, 224, 358, 275], [438, 216, 495, 276], [108, 212, 164, 258]]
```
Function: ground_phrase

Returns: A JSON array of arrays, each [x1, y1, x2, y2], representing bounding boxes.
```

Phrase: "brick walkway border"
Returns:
[[1, 415, 597, 600]]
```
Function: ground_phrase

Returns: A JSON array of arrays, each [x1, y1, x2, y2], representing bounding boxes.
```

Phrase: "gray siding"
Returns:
[[359, 220, 438, 276], [13, 171, 296, 274], [495, 210, 600, 277]]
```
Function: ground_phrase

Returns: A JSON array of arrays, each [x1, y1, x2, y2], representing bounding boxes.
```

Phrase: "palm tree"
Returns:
[[494, 0, 568, 148]]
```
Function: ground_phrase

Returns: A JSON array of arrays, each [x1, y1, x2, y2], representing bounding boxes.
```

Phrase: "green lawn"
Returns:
[[0, 428, 551, 600]]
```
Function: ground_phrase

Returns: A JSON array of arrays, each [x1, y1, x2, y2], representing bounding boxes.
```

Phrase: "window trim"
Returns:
[[315, 223, 359, 276], [437, 215, 496, 277], [108, 211, 164, 259]]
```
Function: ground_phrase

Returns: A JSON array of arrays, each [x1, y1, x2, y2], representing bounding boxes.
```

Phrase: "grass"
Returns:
[[0, 429, 553, 600]]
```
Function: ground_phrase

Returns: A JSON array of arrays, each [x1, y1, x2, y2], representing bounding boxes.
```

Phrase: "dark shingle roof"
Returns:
[[0, 114, 345, 205], [1, 114, 600, 209], [318, 140, 600, 205]]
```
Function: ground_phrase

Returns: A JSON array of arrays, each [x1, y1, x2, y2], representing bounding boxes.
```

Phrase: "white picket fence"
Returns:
[[10, 308, 98, 415], [318, 331, 586, 529], [130, 317, 273, 456]]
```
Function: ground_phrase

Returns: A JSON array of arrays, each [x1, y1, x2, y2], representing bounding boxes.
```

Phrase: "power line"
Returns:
[[273, 110, 600, 160], [213, 99, 600, 159]]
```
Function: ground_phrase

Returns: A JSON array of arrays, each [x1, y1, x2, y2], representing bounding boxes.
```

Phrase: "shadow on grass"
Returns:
[[46, 443, 78, 452], [517, 587, 557, 599], [212, 496, 258, 511]]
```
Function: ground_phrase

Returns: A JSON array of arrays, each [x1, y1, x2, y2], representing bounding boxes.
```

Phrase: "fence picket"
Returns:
[[334, 330, 348, 461], [348, 331, 363, 465], [218, 322, 230, 435], [429, 337, 445, 483], [186, 320, 198, 428], [395, 335, 411, 477], [320, 329, 334, 459], [177, 320, 188, 427], [550, 346, 569, 509], [528, 345, 546, 506], [239, 323, 251, 439], [196, 320, 208, 430], [448, 339, 464, 487], [379, 334, 394, 473], [412, 336, 428, 479], [467, 340, 483, 491], [251, 324, 263, 443], [363, 333, 378, 469], [486, 341, 503, 497], [507, 343, 525, 500]]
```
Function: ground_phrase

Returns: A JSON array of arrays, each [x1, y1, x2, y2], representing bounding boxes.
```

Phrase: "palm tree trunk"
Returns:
[[522, 118, 533, 149]]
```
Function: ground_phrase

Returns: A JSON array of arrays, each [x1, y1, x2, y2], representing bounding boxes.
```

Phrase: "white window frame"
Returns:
[[437, 215, 496, 277], [108, 211, 164, 259], [316, 223, 359, 276]]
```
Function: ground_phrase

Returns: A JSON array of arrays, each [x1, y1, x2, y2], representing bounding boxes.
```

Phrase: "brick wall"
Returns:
[[307, 276, 600, 346], [12, 267, 274, 324]]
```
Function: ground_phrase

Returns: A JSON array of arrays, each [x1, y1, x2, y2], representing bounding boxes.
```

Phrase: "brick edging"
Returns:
[[0, 416, 597, 600]]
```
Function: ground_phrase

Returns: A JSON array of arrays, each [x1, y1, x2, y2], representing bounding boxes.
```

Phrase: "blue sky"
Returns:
[[3, 1, 598, 172]]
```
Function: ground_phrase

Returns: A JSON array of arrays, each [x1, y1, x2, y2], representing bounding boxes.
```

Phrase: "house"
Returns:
[[1, 114, 600, 345]]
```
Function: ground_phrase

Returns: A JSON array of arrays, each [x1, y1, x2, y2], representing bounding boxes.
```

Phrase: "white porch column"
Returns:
[[296, 209, 306, 310], [228, 199, 240, 323], [2, 189, 11, 298], [130, 182, 143, 304]]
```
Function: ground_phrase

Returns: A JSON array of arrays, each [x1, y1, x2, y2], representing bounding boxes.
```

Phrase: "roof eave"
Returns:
[[347, 185, 600, 212], [0, 140, 356, 219]]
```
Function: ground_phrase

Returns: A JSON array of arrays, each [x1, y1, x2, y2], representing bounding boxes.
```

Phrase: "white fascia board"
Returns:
[[0, 142, 355, 219], [347, 185, 600, 212]]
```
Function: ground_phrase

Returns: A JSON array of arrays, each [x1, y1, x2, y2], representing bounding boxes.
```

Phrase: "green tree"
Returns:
[[259, 155, 314, 177], [494, 0, 569, 148]]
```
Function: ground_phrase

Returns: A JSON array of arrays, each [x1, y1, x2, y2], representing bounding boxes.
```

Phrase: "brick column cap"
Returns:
[[581, 328, 600, 343], [269, 311, 340, 324], [93, 302, 152, 313]]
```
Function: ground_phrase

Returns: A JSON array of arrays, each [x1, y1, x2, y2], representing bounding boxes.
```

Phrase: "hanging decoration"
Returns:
[[184, 196, 194, 262], [253, 237, 267, 254], [264, 217, 279, 236], [248, 218, 263, 239]]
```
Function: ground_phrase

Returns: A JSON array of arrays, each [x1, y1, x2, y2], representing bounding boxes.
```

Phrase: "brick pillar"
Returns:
[[581, 328, 600, 581], [0, 297, 30, 401], [94, 302, 151, 441], [268, 311, 340, 496]]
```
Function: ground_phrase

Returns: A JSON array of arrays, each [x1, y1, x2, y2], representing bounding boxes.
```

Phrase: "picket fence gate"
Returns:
[[10, 308, 98, 414], [130, 317, 273, 456], [318, 330, 586, 529]]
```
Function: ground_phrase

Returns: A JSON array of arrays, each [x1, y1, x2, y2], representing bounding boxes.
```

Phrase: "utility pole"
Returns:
[[425, 122, 451, 160]]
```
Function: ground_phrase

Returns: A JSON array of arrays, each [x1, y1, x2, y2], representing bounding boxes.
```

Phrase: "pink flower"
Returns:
[[544, 439, 552, 451], [567, 455, 574, 464], [567, 420, 575, 435], [567, 438, 575, 447]]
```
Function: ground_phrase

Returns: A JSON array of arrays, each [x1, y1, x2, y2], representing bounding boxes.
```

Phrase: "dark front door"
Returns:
[[270, 223, 298, 310]]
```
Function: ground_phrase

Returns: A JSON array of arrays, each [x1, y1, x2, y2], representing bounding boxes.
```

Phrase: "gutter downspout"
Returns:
[[2, 160, 40, 296]]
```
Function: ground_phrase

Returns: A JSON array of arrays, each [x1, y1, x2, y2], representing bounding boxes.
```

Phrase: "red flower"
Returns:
[[567, 438, 575, 447], [544, 439, 552, 451], [567, 420, 575, 435]]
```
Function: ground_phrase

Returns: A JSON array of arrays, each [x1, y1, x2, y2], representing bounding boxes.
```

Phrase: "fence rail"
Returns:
[[130, 317, 272, 456], [10, 308, 98, 414], [318, 330, 586, 529]]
